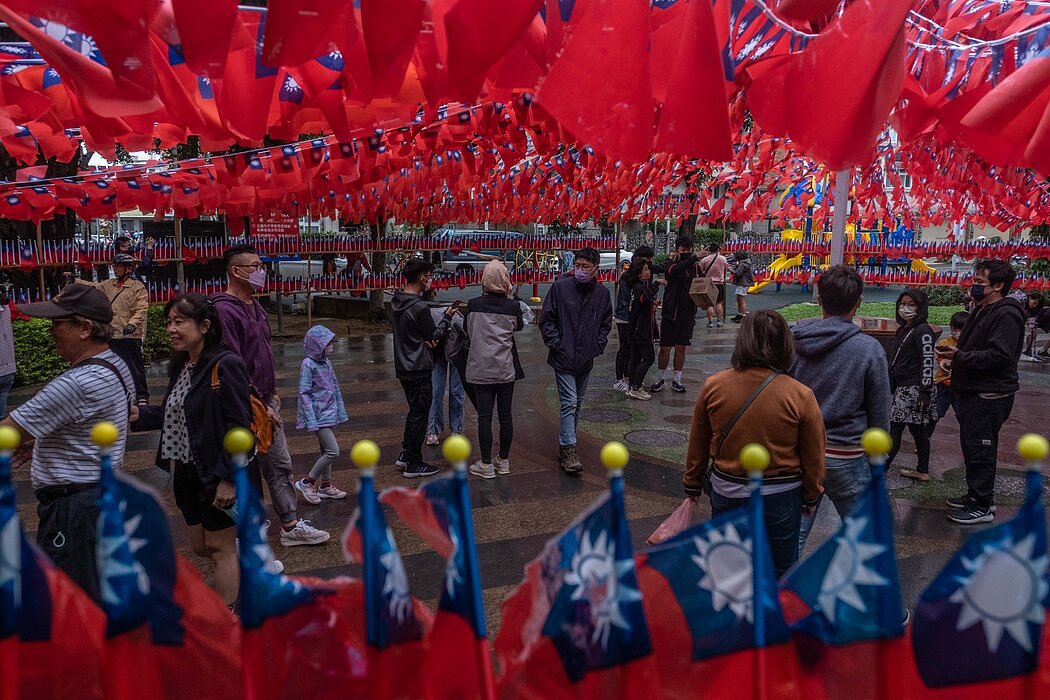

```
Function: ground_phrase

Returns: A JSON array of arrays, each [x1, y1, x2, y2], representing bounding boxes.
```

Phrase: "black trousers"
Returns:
[[957, 393, 1015, 508], [475, 382, 515, 462], [400, 375, 433, 467], [614, 322, 632, 380], [627, 341, 655, 389], [887, 421, 932, 473], [109, 337, 148, 402], [36, 484, 101, 604]]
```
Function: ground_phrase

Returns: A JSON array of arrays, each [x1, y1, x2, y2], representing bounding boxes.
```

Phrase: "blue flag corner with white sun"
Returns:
[[912, 469, 1049, 688], [97, 460, 185, 644], [780, 474, 904, 645], [540, 489, 652, 682], [235, 465, 317, 630], [0, 449, 19, 640], [644, 503, 790, 661]]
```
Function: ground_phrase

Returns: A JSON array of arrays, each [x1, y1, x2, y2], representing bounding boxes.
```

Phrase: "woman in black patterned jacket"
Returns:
[[886, 288, 938, 481]]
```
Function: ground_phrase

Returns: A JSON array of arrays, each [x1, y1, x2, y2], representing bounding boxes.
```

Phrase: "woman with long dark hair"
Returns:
[[131, 293, 253, 606]]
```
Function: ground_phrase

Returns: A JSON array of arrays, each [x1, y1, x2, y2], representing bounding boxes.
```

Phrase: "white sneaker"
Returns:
[[317, 484, 347, 499], [264, 558, 285, 575], [279, 519, 331, 547], [612, 378, 629, 391], [626, 388, 652, 400], [494, 457, 510, 475], [294, 478, 322, 505], [468, 460, 496, 479], [425, 433, 440, 446]]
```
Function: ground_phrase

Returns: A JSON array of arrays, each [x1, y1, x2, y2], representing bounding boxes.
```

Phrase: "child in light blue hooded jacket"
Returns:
[[295, 324, 349, 504]]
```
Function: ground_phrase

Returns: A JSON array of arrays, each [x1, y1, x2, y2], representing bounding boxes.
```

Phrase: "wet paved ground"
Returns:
[[9, 286, 1050, 635]]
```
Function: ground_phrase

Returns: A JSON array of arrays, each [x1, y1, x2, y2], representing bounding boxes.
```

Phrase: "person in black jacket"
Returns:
[[391, 258, 455, 478], [623, 259, 660, 400], [130, 293, 252, 606], [539, 247, 612, 473], [885, 288, 938, 481], [650, 235, 699, 393], [937, 259, 1026, 524]]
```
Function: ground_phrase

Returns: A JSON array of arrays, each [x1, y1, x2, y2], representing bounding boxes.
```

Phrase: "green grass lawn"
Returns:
[[777, 302, 965, 325]]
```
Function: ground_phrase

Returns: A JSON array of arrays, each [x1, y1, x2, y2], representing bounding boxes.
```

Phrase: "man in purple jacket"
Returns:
[[212, 245, 329, 549]]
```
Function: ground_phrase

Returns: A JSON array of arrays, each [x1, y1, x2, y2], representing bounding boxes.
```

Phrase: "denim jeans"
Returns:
[[710, 487, 803, 579], [798, 454, 871, 555], [554, 369, 591, 446], [0, 372, 14, 419], [428, 360, 465, 435]]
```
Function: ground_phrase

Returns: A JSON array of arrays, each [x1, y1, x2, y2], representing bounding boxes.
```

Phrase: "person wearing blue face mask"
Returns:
[[937, 259, 1026, 525], [539, 246, 612, 473]]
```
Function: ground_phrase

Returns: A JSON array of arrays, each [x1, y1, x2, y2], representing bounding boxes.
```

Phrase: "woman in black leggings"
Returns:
[[463, 260, 525, 478]]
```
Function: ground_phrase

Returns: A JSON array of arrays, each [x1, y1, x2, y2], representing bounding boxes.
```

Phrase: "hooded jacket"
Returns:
[[296, 325, 348, 431], [888, 288, 938, 396], [789, 316, 891, 446], [539, 273, 613, 374], [464, 292, 524, 384], [391, 291, 450, 379], [952, 296, 1025, 395]]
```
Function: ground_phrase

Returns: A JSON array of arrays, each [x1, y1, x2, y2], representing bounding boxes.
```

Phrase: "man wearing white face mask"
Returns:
[[211, 245, 330, 549]]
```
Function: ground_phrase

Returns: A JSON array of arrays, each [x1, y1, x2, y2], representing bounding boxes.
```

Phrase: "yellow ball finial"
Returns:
[[0, 425, 20, 451], [1017, 434, 1050, 463], [442, 434, 471, 464], [600, 441, 630, 472], [350, 439, 381, 468], [91, 421, 120, 448], [739, 443, 770, 473], [861, 428, 892, 457], [223, 427, 255, 455]]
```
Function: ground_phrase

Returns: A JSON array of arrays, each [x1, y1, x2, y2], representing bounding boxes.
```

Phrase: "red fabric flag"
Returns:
[[214, 11, 279, 142], [262, 0, 351, 68], [171, 0, 240, 75], [652, 0, 732, 161], [536, 0, 655, 164], [745, 0, 912, 169], [776, 0, 841, 23], [360, 0, 427, 97]]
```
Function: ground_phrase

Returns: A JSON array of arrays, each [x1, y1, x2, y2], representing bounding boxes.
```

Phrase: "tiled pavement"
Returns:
[[9, 312, 1050, 635]]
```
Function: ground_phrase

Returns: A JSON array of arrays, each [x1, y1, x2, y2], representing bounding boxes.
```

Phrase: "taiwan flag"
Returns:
[[382, 473, 496, 698], [343, 465, 431, 699], [0, 441, 20, 700], [911, 464, 1050, 696], [96, 445, 241, 700], [779, 458, 911, 699], [638, 486, 801, 698], [494, 477, 656, 697]]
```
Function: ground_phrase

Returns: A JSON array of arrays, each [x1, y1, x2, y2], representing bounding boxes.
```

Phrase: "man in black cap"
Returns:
[[0, 284, 132, 603]]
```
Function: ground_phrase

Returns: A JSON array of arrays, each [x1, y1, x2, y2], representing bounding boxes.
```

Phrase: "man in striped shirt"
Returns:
[[0, 284, 131, 603], [789, 265, 891, 554]]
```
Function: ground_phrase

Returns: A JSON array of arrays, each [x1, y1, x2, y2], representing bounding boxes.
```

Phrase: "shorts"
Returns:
[[716, 283, 727, 307], [660, 314, 696, 347], [734, 285, 750, 297], [173, 461, 235, 532]]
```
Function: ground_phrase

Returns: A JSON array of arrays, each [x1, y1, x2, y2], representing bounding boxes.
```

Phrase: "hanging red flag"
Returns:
[[360, 0, 427, 97]]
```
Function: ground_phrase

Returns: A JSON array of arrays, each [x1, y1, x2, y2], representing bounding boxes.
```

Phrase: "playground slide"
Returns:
[[911, 258, 937, 275], [749, 254, 804, 293]]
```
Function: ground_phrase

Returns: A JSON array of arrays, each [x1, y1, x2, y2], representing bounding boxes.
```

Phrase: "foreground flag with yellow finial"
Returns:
[[495, 442, 657, 696], [635, 443, 802, 698]]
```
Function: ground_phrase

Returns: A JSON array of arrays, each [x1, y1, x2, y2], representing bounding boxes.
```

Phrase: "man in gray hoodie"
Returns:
[[790, 265, 891, 553]]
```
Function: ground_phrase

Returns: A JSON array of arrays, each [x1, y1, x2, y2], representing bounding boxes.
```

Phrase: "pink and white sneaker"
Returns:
[[317, 484, 348, 500]]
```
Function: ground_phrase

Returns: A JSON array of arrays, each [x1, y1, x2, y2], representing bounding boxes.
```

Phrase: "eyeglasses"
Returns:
[[50, 318, 81, 327], [574, 262, 596, 272], [232, 262, 263, 271]]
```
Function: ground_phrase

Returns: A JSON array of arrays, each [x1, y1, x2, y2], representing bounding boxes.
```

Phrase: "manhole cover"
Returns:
[[663, 414, 694, 425], [581, 408, 631, 423], [625, 429, 688, 447]]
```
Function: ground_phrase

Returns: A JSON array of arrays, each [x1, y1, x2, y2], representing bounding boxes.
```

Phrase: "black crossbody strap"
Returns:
[[711, 371, 781, 461], [76, 357, 131, 407]]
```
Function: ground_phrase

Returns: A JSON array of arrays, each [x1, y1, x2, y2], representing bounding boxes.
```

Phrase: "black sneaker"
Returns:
[[730, 314, 744, 322], [395, 451, 409, 469], [649, 378, 666, 393], [403, 462, 440, 478], [946, 495, 996, 512], [948, 506, 994, 524], [672, 381, 686, 393]]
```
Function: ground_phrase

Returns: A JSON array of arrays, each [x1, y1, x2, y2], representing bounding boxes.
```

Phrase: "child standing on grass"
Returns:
[[295, 324, 349, 504]]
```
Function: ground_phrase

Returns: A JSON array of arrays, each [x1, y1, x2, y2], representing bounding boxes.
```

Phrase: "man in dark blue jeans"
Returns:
[[938, 259, 1025, 524]]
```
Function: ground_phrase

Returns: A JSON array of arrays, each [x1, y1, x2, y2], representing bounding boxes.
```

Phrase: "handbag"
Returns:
[[688, 258, 718, 309], [210, 362, 273, 455], [700, 371, 781, 494]]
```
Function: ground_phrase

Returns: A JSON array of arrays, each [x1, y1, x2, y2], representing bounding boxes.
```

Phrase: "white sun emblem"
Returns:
[[378, 528, 412, 624], [444, 527, 464, 599], [98, 503, 150, 606], [564, 529, 642, 650], [950, 532, 1049, 653], [692, 523, 754, 623], [0, 513, 20, 608], [816, 516, 889, 623], [37, 19, 97, 57]]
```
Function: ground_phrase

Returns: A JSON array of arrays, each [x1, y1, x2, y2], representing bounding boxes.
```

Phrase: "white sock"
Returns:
[[674, 371, 683, 383], [663, 368, 673, 380]]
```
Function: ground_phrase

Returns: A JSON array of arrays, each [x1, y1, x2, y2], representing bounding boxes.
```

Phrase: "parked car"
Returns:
[[599, 250, 633, 271], [435, 229, 525, 273]]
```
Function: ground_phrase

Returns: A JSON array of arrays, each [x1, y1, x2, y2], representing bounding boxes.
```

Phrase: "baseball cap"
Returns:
[[18, 284, 114, 324], [112, 253, 138, 265]]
